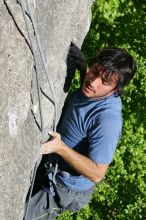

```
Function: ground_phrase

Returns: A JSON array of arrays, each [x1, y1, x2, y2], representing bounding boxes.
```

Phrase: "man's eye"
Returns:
[[102, 80, 109, 86]]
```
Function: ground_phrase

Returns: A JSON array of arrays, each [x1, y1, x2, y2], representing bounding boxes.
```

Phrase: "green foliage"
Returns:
[[82, 0, 146, 64], [68, 70, 81, 94], [58, 0, 146, 219]]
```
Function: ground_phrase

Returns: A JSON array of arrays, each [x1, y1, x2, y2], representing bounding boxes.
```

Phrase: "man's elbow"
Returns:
[[87, 163, 108, 183], [90, 174, 105, 183], [90, 163, 108, 183]]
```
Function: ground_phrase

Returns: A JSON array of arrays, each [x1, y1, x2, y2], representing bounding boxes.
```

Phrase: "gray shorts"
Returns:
[[24, 177, 94, 220]]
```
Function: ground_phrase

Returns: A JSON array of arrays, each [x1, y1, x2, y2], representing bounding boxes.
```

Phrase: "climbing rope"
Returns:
[[20, 0, 57, 130], [20, 0, 58, 219]]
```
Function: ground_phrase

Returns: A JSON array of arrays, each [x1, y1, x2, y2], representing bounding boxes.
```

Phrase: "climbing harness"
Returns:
[[20, 0, 58, 219]]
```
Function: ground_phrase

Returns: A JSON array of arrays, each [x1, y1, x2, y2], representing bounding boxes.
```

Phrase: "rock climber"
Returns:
[[25, 44, 136, 220]]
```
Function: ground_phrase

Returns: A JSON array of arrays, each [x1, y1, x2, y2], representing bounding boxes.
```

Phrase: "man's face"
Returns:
[[82, 70, 117, 100]]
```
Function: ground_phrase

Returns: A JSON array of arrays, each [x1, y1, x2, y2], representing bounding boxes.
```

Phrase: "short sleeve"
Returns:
[[87, 113, 122, 164]]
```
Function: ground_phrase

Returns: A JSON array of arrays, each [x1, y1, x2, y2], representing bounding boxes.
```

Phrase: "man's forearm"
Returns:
[[56, 142, 107, 182], [41, 132, 108, 183]]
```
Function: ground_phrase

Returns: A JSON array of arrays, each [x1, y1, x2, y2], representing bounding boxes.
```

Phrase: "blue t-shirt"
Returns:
[[56, 89, 122, 191]]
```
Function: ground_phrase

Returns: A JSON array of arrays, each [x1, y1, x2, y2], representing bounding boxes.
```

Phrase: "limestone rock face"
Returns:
[[0, 0, 92, 219]]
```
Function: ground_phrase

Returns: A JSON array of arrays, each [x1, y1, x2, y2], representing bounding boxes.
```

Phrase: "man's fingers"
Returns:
[[48, 130, 56, 137], [48, 131, 60, 139], [40, 141, 53, 154], [39, 144, 48, 154], [68, 52, 84, 61]]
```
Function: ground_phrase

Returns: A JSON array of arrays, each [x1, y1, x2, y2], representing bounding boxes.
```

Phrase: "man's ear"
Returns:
[[111, 73, 119, 84], [110, 74, 119, 93]]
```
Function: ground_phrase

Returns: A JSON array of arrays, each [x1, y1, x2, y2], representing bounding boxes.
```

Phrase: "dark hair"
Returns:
[[90, 47, 137, 95]]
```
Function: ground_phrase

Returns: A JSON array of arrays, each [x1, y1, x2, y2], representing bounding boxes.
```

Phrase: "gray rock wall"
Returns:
[[0, 0, 92, 219]]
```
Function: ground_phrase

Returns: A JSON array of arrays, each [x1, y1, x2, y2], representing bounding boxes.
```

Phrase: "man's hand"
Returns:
[[68, 42, 87, 73], [40, 131, 65, 155], [64, 42, 87, 92]]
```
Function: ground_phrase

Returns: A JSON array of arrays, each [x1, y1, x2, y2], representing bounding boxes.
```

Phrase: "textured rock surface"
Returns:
[[0, 0, 92, 219]]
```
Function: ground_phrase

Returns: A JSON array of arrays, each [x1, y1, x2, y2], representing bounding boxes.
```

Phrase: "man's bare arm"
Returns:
[[40, 131, 109, 183]]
